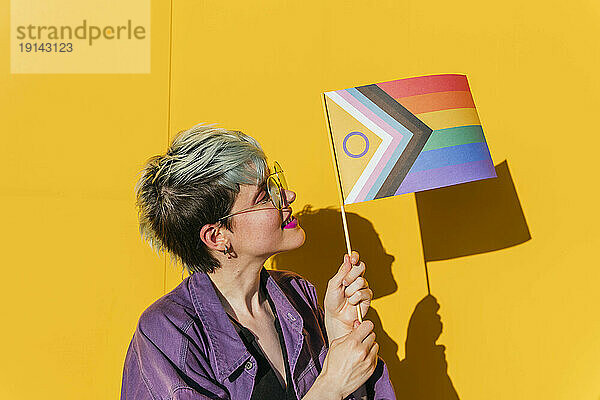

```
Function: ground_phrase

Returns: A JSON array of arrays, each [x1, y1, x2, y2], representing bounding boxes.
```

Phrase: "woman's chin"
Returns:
[[292, 226, 306, 248], [280, 226, 306, 252]]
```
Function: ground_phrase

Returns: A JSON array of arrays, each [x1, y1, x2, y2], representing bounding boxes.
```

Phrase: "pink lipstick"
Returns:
[[283, 217, 298, 229]]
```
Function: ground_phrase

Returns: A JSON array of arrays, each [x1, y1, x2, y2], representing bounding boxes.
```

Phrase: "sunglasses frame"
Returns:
[[216, 162, 288, 224]]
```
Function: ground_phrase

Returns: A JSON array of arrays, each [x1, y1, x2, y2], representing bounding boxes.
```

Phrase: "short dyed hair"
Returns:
[[135, 123, 268, 274]]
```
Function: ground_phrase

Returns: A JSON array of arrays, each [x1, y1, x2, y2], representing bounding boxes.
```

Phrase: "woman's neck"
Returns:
[[207, 258, 268, 320]]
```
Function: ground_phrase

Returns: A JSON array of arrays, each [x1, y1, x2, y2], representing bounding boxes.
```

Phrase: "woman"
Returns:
[[121, 124, 396, 400]]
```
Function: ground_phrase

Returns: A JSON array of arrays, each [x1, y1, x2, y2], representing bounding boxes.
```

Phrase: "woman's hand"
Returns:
[[324, 251, 373, 345], [317, 320, 379, 400]]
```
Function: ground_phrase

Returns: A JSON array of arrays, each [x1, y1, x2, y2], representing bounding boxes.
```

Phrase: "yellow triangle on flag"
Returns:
[[325, 96, 382, 198]]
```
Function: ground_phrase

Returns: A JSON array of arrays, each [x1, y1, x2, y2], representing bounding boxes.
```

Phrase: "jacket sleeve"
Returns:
[[300, 277, 396, 400], [120, 310, 229, 400]]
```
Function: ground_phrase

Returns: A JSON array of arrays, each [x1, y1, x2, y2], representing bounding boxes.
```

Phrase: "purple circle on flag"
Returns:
[[343, 131, 369, 158]]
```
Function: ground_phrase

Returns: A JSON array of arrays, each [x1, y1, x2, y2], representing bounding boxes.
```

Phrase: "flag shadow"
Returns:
[[271, 206, 460, 399], [416, 160, 531, 264]]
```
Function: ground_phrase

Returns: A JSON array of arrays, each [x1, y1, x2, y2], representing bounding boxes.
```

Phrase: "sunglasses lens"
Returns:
[[274, 161, 287, 190], [267, 177, 283, 210]]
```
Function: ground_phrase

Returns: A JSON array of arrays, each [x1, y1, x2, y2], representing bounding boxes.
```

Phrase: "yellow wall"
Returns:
[[1, 0, 169, 398], [2, 0, 599, 399]]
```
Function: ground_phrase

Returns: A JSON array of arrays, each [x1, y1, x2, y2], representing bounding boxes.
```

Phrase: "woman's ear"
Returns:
[[199, 223, 228, 252]]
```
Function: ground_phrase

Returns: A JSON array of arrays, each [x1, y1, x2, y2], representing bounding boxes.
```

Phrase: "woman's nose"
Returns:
[[283, 189, 296, 205]]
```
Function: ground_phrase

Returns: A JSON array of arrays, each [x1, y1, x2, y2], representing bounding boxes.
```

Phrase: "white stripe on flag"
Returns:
[[325, 91, 392, 204]]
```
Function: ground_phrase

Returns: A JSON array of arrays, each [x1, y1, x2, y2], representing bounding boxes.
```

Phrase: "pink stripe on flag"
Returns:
[[336, 89, 405, 202], [377, 74, 470, 99]]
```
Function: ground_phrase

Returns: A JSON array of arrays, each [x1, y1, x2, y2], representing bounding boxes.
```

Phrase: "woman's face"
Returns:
[[226, 183, 305, 260]]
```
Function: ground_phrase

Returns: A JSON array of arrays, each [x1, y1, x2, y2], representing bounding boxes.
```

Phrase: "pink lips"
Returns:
[[283, 217, 298, 229]]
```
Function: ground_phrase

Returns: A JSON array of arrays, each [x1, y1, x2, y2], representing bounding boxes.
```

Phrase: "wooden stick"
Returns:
[[322, 94, 363, 324]]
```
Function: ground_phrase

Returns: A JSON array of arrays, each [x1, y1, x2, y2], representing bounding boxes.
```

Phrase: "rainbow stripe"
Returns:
[[381, 74, 496, 195]]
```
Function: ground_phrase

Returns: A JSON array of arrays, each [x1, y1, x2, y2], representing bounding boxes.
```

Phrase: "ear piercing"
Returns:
[[223, 243, 233, 259]]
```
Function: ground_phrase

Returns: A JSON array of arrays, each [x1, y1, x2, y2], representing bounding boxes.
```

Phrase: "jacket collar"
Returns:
[[188, 267, 304, 384]]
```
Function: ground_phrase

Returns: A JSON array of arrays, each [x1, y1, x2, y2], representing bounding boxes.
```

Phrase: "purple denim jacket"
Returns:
[[121, 268, 396, 400]]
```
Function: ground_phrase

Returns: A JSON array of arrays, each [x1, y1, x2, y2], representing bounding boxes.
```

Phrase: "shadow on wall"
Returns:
[[271, 206, 396, 303], [416, 160, 531, 293], [271, 207, 460, 399], [373, 295, 462, 400], [272, 160, 530, 399], [416, 160, 531, 263]]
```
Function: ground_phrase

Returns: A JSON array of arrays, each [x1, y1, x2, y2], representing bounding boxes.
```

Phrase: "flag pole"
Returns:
[[322, 93, 363, 324]]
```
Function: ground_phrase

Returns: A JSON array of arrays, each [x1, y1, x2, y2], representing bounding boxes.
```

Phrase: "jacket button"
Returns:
[[286, 312, 296, 321], [244, 361, 253, 370]]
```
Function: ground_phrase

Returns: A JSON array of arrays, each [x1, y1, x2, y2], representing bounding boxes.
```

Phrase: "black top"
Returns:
[[226, 275, 298, 400]]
